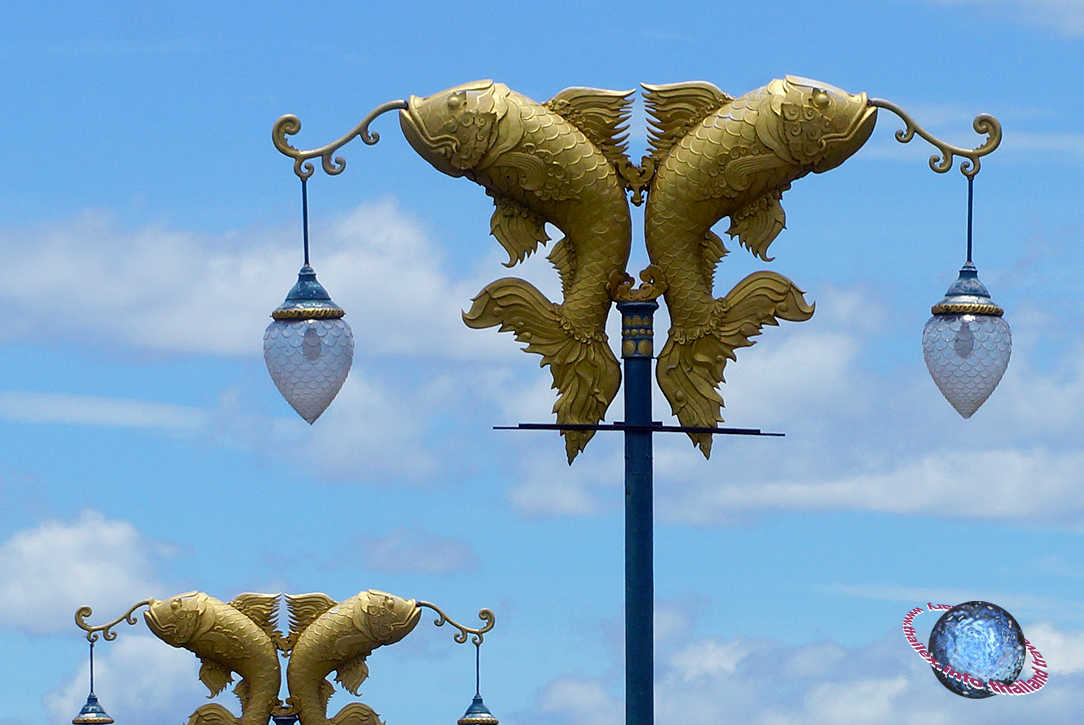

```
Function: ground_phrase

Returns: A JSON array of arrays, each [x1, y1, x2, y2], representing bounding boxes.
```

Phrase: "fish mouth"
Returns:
[[398, 80, 495, 178], [399, 103, 463, 177], [813, 98, 878, 172]]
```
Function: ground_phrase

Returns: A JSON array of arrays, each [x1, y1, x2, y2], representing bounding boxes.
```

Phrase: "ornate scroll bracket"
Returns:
[[272, 100, 409, 180], [75, 599, 154, 642], [417, 601, 495, 645], [618, 157, 656, 206], [609, 266, 667, 302], [868, 98, 1001, 178]]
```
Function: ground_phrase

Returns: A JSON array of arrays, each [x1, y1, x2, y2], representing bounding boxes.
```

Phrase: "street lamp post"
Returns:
[[268, 76, 1005, 725]]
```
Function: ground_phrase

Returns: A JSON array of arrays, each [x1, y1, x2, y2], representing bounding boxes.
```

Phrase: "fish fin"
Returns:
[[494, 151, 577, 202], [463, 277, 620, 462], [233, 679, 249, 708], [489, 195, 550, 267], [545, 87, 634, 166], [319, 679, 337, 712], [335, 654, 371, 695], [657, 271, 814, 456], [643, 81, 733, 161], [228, 592, 281, 641], [547, 237, 576, 298], [699, 230, 728, 291], [329, 702, 384, 725], [285, 593, 337, 646], [185, 703, 240, 725], [198, 657, 234, 697], [718, 153, 793, 195], [726, 192, 787, 261]]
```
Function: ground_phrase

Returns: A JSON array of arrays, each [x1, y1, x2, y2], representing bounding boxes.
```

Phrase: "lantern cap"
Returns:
[[72, 693, 114, 724], [272, 265, 345, 320], [458, 695, 499, 725], [931, 262, 1003, 316]]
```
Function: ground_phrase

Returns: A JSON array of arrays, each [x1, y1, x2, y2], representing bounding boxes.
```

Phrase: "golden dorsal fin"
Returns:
[[545, 87, 634, 165], [285, 593, 337, 644], [228, 592, 281, 640], [547, 236, 576, 298], [643, 81, 733, 160], [698, 230, 728, 291]]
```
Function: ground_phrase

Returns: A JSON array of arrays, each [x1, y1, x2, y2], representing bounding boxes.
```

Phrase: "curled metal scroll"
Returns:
[[416, 601, 495, 645], [868, 98, 1001, 178], [272, 100, 408, 180], [75, 599, 153, 642]]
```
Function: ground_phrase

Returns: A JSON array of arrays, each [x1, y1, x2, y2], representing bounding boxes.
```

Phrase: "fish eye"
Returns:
[[812, 90, 830, 110], [447, 92, 465, 110]]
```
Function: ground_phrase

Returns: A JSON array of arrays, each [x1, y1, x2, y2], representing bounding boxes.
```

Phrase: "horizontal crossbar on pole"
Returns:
[[494, 422, 784, 436]]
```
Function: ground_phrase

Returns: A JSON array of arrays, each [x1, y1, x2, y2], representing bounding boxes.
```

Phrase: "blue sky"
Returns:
[[3, 0, 1084, 723]]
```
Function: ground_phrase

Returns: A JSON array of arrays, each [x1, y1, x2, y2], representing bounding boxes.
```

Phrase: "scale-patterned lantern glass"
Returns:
[[264, 266, 354, 423], [922, 263, 1011, 418]]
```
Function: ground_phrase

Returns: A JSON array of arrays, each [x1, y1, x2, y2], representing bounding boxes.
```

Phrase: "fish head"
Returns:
[[762, 76, 877, 172], [359, 590, 421, 645], [144, 591, 204, 646], [400, 80, 508, 177]]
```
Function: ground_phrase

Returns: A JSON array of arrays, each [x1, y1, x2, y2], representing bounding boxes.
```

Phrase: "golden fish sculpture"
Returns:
[[283, 590, 421, 725], [399, 80, 634, 462], [642, 76, 878, 455], [143, 591, 283, 725]]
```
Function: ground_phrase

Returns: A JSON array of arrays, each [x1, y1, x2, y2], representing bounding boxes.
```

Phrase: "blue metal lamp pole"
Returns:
[[618, 299, 658, 725]]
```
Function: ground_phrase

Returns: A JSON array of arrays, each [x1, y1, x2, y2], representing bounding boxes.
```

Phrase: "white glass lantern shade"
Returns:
[[922, 263, 1011, 418], [264, 266, 354, 423]]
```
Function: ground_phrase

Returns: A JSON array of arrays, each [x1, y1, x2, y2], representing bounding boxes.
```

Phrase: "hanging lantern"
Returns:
[[264, 264, 354, 423], [72, 641, 114, 725], [922, 262, 1011, 418]]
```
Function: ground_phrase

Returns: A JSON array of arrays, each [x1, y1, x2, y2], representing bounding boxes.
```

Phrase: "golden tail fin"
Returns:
[[185, 704, 240, 725], [464, 277, 620, 463], [657, 271, 814, 457], [329, 703, 383, 725]]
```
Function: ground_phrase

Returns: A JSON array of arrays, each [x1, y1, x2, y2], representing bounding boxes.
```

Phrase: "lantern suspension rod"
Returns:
[[301, 177, 310, 267], [967, 174, 974, 264], [272, 100, 408, 180], [867, 98, 1002, 179], [89, 640, 97, 694], [473, 641, 481, 697]]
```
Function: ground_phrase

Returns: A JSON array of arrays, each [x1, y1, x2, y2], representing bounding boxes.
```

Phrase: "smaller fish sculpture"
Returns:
[[399, 80, 634, 462], [642, 76, 878, 455], [284, 590, 421, 725], [144, 591, 283, 725]]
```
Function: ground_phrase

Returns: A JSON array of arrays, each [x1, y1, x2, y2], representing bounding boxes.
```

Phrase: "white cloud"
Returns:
[[45, 634, 207, 725], [659, 446, 1084, 526], [1024, 620, 1084, 674], [0, 511, 167, 635], [0, 391, 205, 430], [533, 677, 621, 725], [0, 200, 504, 360], [651, 625, 1084, 725]]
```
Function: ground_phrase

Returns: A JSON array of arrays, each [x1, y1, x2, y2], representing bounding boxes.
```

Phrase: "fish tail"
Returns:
[[657, 271, 814, 457], [184, 703, 240, 725], [329, 703, 384, 725], [464, 277, 620, 463]]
